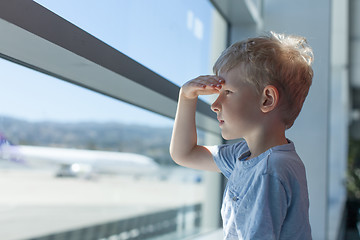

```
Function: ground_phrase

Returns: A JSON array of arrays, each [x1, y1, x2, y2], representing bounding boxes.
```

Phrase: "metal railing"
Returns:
[[28, 204, 202, 240]]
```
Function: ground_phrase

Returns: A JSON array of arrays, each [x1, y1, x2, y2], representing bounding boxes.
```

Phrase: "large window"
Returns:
[[0, 1, 227, 240]]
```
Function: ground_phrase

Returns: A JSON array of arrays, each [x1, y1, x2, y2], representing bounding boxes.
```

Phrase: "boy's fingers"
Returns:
[[181, 75, 224, 98], [194, 75, 225, 87]]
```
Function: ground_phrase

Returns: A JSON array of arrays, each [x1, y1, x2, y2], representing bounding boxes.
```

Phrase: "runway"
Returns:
[[0, 168, 205, 240]]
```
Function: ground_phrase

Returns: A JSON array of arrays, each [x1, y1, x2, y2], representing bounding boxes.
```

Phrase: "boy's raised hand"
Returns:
[[170, 75, 223, 172], [180, 75, 224, 99]]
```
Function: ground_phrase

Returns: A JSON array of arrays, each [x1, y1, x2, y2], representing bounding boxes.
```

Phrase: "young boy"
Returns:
[[170, 32, 313, 239]]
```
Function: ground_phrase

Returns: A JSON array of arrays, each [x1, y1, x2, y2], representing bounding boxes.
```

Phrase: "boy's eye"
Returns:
[[225, 90, 232, 95]]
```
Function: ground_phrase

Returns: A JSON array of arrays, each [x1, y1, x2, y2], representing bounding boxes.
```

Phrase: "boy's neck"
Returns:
[[244, 124, 288, 160]]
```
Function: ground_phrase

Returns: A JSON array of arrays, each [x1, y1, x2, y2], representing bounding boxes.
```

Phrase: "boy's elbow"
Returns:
[[171, 156, 183, 167], [169, 147, 182, 165], [169, 146, 188, 166]]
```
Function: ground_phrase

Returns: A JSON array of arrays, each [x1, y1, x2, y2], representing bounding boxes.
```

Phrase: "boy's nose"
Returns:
[[211, 104, 219, 112], [211, 98, 221, 112]]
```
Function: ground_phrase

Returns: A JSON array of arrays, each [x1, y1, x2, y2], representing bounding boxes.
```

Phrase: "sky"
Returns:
[[0, 0, 216, 127]]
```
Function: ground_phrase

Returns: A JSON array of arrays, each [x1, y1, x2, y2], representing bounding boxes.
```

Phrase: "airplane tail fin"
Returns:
[[0, 133, 24, 164], [0, 133, 13, 147]]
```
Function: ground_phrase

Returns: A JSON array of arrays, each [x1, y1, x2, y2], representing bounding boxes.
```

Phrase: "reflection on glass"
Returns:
[[0, 59, 209, 240], [34, 0, 226, 101]]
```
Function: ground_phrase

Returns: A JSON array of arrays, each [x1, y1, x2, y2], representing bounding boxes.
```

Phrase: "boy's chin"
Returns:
[[221, 132, 240, 141]]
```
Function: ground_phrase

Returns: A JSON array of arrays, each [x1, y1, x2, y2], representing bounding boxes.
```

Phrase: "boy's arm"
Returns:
[[169, 75, 223, 172]]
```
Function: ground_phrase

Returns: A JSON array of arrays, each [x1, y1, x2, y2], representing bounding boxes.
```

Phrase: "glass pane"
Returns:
[[0, 58, 172, 126], [0, 59, 221, 240], [34, 0, 227, 102]]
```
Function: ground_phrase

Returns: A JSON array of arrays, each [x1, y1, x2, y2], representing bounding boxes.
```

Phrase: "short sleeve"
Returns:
[[206, 141, 248, 179]]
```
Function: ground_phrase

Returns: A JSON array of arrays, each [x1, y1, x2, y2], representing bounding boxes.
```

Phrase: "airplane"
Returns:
[[0, 134, 160, 179]]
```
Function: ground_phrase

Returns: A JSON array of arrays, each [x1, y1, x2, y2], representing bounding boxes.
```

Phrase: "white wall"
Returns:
[[328, 1, 349, 239]]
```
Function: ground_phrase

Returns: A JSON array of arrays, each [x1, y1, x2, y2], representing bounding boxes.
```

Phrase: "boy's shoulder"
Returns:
[[211, 139, 249, 160], [264, 142, 306, 184], [208, 140, 249, 179]]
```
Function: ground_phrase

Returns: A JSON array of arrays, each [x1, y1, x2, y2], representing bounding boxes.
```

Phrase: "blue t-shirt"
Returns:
[[208, 139, 312, 240]]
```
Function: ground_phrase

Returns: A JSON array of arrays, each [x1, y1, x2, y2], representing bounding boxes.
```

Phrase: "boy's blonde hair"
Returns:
[[213, 32, 314, 129]]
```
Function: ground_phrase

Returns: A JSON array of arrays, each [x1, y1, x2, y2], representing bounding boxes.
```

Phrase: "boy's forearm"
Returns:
[[170, 90, 198, 163]]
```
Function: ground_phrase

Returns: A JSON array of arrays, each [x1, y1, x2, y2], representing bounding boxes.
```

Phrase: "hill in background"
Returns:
[[0, 115, 192, 166]]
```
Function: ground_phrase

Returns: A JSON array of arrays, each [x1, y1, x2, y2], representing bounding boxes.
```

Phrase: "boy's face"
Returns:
[[211, 65, 263, 140]]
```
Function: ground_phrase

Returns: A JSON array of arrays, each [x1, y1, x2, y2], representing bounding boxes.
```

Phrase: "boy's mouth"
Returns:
[[217, 118, 225, 126]]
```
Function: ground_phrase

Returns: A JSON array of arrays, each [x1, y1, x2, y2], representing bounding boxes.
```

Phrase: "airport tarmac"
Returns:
[[0, 168, 205, 240]]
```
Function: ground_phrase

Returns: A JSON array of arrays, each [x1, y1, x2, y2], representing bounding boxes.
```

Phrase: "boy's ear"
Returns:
[[260, 85, 279, 113]]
